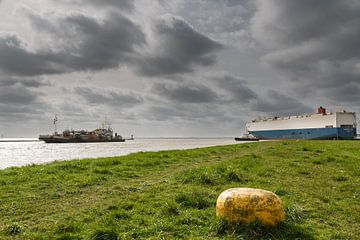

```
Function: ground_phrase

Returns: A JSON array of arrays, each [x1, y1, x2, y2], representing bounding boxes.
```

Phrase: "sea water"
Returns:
[[0, 138, 246, 169]]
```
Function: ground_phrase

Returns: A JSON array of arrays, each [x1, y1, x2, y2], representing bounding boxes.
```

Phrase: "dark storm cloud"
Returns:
[[210, 74, 310, 114], [144, 102, 229, 122], [149, 72, 310, 117], [30, 12, 146, 72], [166, 0, 255, 48], [253, 0, 360, 47], [0, 102, 50, 122], [145, 105, 184, 121], [153, 82, 218, 103], [215, 75, 257, 103], [325, 84, 360, 103], [1, 10, 223, 79], [214, 0, 250, 7], [75, 87, 143, 107], [0, 35, 66, 76], [252, 0, 360, 102], [0, 84, 50, 121], [251, 90, 312, 115], [135, 15, 223, 77], [0, 86, 38, 104], [0, 12, 145, 76], [20, 79, 50, 88], [0, 76, 50, 88], [67, 0, 134, 11], [57, 102, 88, 118]]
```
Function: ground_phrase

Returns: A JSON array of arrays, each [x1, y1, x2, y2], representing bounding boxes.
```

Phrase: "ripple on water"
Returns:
[[0, 138, 245, 169]]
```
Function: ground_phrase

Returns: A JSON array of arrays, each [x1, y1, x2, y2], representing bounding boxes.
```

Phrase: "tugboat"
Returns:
[[234, 133, 259, 141], [39, 116, 126, 143]]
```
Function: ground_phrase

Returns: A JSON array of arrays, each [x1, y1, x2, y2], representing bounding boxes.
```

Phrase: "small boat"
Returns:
[[234, 134, 259, 141]]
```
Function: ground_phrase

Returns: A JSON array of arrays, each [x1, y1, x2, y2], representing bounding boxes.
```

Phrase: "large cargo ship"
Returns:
[[245, 107, 357, 140]]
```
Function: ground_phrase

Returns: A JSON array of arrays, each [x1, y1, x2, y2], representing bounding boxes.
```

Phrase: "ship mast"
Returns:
[[102, 117, 112, 129], [53, 115, 58, 134]]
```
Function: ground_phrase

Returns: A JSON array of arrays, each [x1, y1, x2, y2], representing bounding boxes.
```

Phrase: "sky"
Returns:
[[0, 0, 359, 137]]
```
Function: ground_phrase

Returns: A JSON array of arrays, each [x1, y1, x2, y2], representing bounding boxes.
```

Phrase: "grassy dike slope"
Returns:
[[0, 141, 359, 239]]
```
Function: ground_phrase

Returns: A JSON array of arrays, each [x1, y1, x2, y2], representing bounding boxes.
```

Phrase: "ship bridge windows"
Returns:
[[340, 125, 353, 129], [325, 125, 333, 128]]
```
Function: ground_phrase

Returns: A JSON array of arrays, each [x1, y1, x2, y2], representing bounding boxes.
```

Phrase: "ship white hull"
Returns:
[[249, 127, 356, 140]]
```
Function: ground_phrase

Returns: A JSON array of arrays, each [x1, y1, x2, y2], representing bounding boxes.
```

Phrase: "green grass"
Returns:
[[0, 140, 359, 239]]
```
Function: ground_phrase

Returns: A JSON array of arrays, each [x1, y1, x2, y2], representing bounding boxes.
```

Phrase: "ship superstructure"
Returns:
[[246, 107, 357, 140]]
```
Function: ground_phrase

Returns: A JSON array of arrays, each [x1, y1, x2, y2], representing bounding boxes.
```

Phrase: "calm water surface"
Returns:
[[0, 138, 247, 169]]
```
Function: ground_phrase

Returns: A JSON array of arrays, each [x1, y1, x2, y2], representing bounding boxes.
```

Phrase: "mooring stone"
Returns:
[[216, 188, 285, 226]]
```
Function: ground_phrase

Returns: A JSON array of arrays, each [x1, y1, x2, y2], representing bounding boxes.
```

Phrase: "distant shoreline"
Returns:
[[0, 139, 39, 143]]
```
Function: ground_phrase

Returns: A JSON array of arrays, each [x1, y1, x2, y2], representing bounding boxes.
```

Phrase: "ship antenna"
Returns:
[[53, 114, 58, 134]]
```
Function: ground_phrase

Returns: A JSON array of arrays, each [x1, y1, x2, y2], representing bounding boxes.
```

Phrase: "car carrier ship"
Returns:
[[244, 107, 357, 140]]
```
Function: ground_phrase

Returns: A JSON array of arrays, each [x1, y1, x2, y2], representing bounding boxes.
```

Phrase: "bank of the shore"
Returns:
[[0, 141, 359, 239]]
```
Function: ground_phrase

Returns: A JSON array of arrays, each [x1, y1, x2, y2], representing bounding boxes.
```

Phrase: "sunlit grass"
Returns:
[[0, 140, 359, 239]]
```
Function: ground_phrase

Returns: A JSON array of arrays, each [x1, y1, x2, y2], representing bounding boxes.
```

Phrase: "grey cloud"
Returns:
[[153, 82, 219, 103], [215, 75, 257, 103], [79, 0, 134, 10], [135, 15, 223, 76], [0, 35, 66, 76], [251, 90, 312, 115], [144, 102, 228, 122], [0, 103, 44, 115], [1, 11, 223, 79], [0, 103, 51, 123], [0, 12, 146, 76], [21, 79, 50, 88], [60, 13, 145, 70], [253, 0, 359, 47], [173, 0, 255, 48], [75, 87, 143, 107], [326, 83, 360, 103], [0, 85, 50, 121], [31, 13, 146, 72], [0, 86, 38, 104], [211, 74, 310, 114], [145, 105, 184, 121], [58, 0, 134, 11], [57, 102, 89, 118], [214, 0, 251, 7], [252, 0, 360, 102], [0, 76, 50, 88]]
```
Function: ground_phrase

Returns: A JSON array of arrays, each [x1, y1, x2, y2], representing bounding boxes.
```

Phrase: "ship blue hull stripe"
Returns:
[[249, 127, 356, 140]]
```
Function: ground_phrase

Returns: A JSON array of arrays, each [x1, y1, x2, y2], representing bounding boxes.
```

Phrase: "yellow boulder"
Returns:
[[216, 188, 285, 226]]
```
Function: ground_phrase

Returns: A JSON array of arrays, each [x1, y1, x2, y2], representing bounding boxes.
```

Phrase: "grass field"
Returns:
[[0, 140, 359, 239]]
